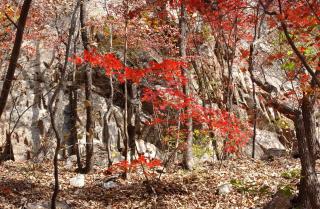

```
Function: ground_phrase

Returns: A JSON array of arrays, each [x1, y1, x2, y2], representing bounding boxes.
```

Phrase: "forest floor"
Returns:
[[0, 157, 301, 209]]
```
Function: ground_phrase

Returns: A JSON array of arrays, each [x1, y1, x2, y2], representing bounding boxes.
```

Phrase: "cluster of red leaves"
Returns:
[[105, 155, 161, 175], [72, 50, 251, 154], [265, 0, 320, 86], [144, 97, 252, 153], [169, 0, 253, 43], [187, 106, 252, 153], [72, 50, 187, 84]]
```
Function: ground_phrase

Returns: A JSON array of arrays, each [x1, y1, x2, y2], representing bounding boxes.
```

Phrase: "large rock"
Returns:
[[244, 129, 286, 159], [136, 140, 161, 159]]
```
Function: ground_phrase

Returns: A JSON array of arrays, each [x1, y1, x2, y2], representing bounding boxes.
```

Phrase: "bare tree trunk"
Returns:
[[49, 88, 63, 209], [128, 83, 139, 160], [68, 87, 78, 155], [173, 111, 181, 163], [79, 0, 93, 174], [251, 69, 320, 208], [123, 18, 130, 179], [0, 0, 32, 119], [179, 3, 193, 170], [50, 1, 80, 207], [103, 106, 113, 166], [295, 95, 320, 209]]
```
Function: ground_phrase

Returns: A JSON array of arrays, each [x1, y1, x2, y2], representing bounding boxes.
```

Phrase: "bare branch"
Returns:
[[4, 12, 18, 29]]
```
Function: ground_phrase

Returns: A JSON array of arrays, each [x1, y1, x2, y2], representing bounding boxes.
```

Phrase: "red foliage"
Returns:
[[75, 49, 251, 154], [105, 155, 162, 175]]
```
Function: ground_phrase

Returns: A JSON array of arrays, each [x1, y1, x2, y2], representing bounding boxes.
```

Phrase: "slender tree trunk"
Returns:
[[123, 17, 130, 179], [179, 3, 193, 170], [0, 0, 32, 119], [103, 23, 114, 167], [68, 87, 79, 155], [248, 44, 257, 159], [173, 111, 181, 163], [50, 1, 80, 207], [103, 106, 113, 166], [79, 0, 93, 174], [49, 88, 63, 209], [128, 83, 139, 160]]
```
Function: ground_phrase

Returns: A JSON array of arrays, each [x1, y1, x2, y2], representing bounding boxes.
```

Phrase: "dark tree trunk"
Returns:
[[68, 86, 82, 169], [295, 95, 320, 209], [248, 41, 258, 159], [50, 1, 80, 207], [123, 0, 130, 179], [0, 132, 15, 162], [0, 0, 32, 119], [79, 0, 93, 174]]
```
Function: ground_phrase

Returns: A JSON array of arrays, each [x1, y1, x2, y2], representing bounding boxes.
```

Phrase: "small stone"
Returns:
[[218, 183, 232, 195], [103, 181, 118, 189], [70, 174, 85, 188]]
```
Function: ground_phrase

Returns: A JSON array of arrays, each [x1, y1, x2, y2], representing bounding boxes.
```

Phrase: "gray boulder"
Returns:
[[244, 129, 286, 159]]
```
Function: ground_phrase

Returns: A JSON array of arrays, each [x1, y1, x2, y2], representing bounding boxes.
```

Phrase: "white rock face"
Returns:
[[70, 174, 85, 188], [136, 139, 147, 154], [244, 129, 286, 159], [145, 142, 157, 159], [136, 140, 160, 159]]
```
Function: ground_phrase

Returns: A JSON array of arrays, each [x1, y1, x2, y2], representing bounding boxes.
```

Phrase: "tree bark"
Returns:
[[122, 0, 130, 179], [0, 0, 32, 119], [79, 0, 94, 174], [103, 106, 113, 166], [252, 76, 320, 208], [50, 1, 80, 207], [179, 3, 193, 170], [297, 95, 320, 209]]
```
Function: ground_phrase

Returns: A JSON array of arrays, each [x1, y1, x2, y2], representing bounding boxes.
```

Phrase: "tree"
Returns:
[[78, 0, 94, 174], [255, 1, 320, 207], [179, 3, 194, 170], [0, 0, 32, 119]]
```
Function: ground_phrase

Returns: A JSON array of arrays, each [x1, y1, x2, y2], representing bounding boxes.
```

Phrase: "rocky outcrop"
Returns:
[[243, 129, 287, 159]]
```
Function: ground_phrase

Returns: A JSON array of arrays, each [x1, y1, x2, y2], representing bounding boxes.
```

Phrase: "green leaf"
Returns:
[[281, 62, 295, 71]]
